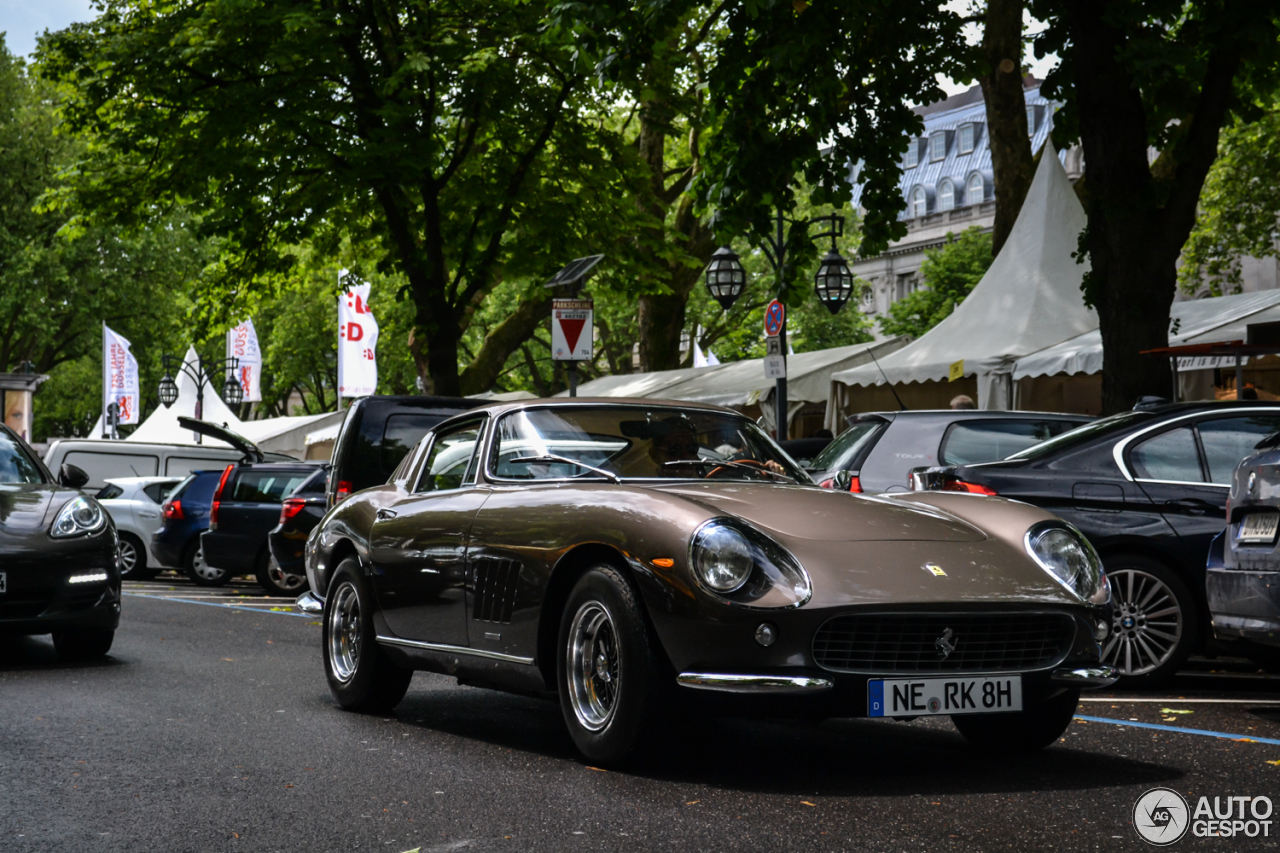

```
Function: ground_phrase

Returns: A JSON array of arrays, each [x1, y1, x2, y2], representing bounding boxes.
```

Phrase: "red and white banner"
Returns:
[[103, 324, 140, 426], [551, 299, 593, 361], [338, 283, 378, 397], [226, 318, 263, 402]]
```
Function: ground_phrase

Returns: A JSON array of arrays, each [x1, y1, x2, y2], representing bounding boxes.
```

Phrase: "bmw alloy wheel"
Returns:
[[328, 581, 361, 683], [566, 601, 620, 732], [1102, 568, 1183, 676]]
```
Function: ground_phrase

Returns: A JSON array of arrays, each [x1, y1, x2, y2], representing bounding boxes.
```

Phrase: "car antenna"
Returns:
[[866, 347, 907, 410]]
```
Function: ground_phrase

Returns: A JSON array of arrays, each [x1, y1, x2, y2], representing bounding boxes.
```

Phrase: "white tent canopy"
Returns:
[[238, 410, 346, 458], [830, 140, 1097, 408], [1012, 291, 1280, 380]]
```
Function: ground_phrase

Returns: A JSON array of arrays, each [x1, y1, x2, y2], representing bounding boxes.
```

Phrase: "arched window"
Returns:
[[939, 180, 955, 211], [967, 173, 984, 204], [911, 186, 928, 218]]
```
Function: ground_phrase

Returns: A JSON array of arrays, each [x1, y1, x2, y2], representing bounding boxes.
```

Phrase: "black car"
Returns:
[[267, 469, 329, 579], [808, 410, 1092, 493], [916, 401, 1280, 684], [0, 425, 121, 660], [1207, 432, 1280, 665], [326, 395, 485, 508], [151, 469, 223, 583]]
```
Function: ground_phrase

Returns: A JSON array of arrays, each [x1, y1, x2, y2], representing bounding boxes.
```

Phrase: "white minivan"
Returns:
[[44, 439, 296, 491]]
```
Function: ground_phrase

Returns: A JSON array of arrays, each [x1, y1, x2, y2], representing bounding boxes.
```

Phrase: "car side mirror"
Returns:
[[832, 470, 855, 492], [59, 463, 90, 489]]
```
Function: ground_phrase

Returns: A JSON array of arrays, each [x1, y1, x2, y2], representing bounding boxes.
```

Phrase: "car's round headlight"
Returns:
[[691, 523, 754, 593], [1026, 524, 1109, 605], [51, 496, 106, 538]]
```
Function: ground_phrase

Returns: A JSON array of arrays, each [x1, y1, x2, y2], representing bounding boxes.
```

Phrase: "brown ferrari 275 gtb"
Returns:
[[298, 399, 1116, 761]]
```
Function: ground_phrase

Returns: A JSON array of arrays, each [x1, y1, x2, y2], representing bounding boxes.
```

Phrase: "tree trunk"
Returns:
[[979, 0, 1034, 258], [637, 291, 688, 372]]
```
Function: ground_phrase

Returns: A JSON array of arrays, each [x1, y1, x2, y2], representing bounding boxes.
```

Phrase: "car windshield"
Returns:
[[490, 406, 813, 483], [1004, 410, 1152, 462], [810, 418, 887, 472], [0, 431, 44, 484]]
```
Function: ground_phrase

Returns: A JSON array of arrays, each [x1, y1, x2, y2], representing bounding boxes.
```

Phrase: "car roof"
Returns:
[[850, 409, 1094, 421], [442, 397, 746, 419], [103, 476, 182, 486]]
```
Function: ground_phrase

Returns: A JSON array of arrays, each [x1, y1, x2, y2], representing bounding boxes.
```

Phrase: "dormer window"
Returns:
[[904, 139, 920, 169], [911, 186, 928, 217], [958, 124, 975, 154], [938, 180, 955, 211], [967, 173, 985, 204], [929, 131, 947, 162]]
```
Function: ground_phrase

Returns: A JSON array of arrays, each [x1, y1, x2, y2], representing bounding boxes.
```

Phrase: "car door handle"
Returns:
[[138, 511, 158, 518], [1164, 498, 1219, 515], [375, 508, 398, 520]]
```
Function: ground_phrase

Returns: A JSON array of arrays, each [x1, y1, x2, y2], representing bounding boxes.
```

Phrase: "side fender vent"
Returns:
[[473, 558, 521, 624]]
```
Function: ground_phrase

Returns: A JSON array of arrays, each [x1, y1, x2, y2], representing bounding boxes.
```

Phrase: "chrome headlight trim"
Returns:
[[687, 517, 812, 610], [1024, 521, 1110, 606], [689, 521, 754, 593], [50, 496, 107, 539]]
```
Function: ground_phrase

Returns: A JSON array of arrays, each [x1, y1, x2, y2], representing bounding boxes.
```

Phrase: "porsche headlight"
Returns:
[[691, 522, 754, 593], [50, 496, 107, 538], [1026, 523, 1109, 605]]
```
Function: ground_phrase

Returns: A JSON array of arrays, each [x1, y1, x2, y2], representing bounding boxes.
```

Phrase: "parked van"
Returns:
[[44, 439, 295, 491]]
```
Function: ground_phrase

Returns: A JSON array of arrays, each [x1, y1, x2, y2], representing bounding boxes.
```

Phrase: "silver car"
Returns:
[[96, 476, 181, 579]]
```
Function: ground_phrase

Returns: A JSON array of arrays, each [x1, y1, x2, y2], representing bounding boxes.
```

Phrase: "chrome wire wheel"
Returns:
[[1102, 568, 1183, 676], [327, 581, 361, 683], [118, 538, 139, 575], [267, 558, 306, 593], [566, 601, 621, 732]]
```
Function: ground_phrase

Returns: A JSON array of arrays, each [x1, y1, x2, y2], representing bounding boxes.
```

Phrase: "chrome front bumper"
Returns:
[[1049, 665, 1118, 688], [295, 590, 324, 615], [676, 673, 834, 694]]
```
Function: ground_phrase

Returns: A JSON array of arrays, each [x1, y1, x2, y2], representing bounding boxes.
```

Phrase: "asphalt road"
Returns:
[[4, 576, 1280, 852]]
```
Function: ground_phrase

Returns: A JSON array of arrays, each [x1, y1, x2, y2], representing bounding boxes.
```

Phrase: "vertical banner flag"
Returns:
[[103, 325, 141, 426], [551, 299, 594, 361], [226, 319, 263, 402], [338, 283, 379, 397]]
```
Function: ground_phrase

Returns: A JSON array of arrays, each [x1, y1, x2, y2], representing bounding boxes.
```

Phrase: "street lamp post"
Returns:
[[157, 353, 244, 444], [704, 206, 853, 438]]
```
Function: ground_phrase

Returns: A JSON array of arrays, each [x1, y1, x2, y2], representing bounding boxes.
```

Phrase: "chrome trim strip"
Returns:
[[1111, 406, 1280, 482], [375, 634, 535, 665], [676, 672, 833, 693], [294, 590, 324, 615], [1050, 665, 1118, 688]]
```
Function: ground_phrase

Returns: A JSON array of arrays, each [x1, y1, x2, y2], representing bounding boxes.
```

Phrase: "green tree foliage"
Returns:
[[1178, 107, 1280, 295], [877, 228, 994, 339]]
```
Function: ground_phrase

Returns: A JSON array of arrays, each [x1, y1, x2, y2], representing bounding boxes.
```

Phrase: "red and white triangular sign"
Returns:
[[552, 299, 593, 361]]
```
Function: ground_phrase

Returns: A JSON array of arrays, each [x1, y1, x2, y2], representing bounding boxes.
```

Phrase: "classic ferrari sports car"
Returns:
[[299, 399, 1115, 761]]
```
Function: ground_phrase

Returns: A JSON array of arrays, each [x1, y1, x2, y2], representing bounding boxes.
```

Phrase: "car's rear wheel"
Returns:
[[52, 628, 115, 661], [557, 565, 666, 763], [255, 549, 307, 596], [1101, 556, 1197, 685], [952, 687, 1079, 752], [117, 533, 157, 581], [185, 541, 230, 587], [323, 559, 412, 712]]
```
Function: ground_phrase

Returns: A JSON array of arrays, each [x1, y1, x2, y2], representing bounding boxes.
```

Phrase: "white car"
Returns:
[[95, 476, 182, 579]]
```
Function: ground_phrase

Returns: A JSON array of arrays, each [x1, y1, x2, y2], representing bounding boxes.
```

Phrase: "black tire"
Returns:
[[952, 687, 1080, 752], [557, 565, 667, 763], [185, 540, 231, 587], [117, 533, 152, 581], [52, 628, 115, 661], [1101, 554, 1199, 686], [255, 548, 308, 596], [323, 559, 413, 712]]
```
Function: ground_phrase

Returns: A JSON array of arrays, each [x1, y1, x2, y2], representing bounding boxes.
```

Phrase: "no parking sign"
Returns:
[[764, 300, 785, 337]]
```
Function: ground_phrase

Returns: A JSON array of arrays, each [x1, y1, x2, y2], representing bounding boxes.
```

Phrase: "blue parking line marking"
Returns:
[[1074, 714, 1280, 746], [124, 592, 312, 618]]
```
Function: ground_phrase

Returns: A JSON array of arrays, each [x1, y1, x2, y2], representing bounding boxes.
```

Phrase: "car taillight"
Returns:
[[210, 464, 234, 529], [942, 480, 998, 496], [280, 498, 307, 525], [335, 480, 353, 503], [162, 500, 184, 521]]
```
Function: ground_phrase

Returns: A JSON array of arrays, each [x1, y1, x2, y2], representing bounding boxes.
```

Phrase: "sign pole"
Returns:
[[774, 206, 787, 439]]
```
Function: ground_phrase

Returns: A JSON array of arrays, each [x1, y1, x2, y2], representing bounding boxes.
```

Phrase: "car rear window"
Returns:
[[229, 470, 314, 503], [1198, 415, 1280, 485], [939, 419, 1085, 465], [381, 414, 448, 473], [1004, 410, 1152, 462], [810, 419, 887, 473]]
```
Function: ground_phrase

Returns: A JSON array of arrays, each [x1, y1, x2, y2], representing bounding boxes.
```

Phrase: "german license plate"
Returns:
[[0, 571, 5, 593], [868, 675, 1022, 717], [1239, 513, 1279, 544]]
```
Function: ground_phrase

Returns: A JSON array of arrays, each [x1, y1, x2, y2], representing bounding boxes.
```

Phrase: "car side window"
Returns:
[[1130, 427, 1204, 483], [142, 482, 175, 503], [1197, 416, 1280, 485], [230, 471, 314, 502], [939, 419, 1082, 466], [415, 422, 484, 493]]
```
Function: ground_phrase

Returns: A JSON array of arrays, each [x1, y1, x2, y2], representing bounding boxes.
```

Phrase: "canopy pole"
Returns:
[[1170, 356, 1179, 402], [1236, 353, 1244, 400]]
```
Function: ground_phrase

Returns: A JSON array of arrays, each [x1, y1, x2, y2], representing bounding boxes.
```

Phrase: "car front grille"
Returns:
[[812, 612, 1076, 674]]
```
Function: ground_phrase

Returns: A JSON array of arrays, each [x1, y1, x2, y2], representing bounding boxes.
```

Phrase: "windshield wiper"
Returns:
[[510, 455, 621, 483], [662, 459, 796, 482]]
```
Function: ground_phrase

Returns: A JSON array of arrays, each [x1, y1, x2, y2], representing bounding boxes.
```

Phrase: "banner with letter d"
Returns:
[[338, 283, 378, 398]]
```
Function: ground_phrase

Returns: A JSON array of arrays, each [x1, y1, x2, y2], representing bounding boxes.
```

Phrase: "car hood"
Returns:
[[0, 484, 63, 534], [647, 482, 985, 542]]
